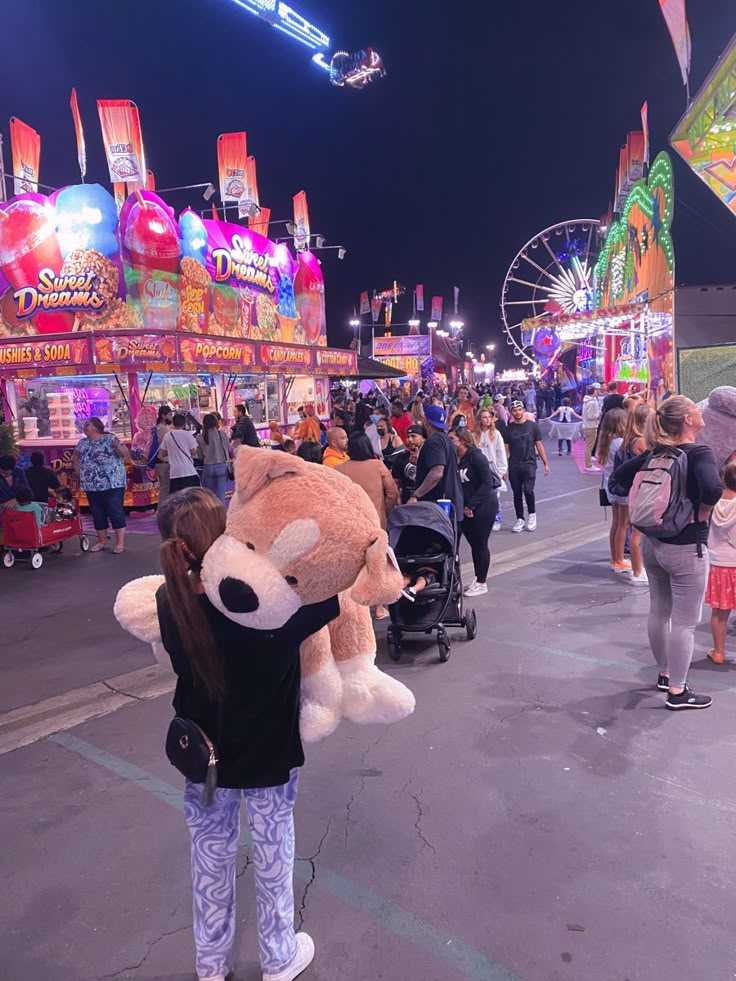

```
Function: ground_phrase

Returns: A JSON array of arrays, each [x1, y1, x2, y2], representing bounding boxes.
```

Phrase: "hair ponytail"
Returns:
[[157, 488, 227, 700], [644, 395, 692, 449]]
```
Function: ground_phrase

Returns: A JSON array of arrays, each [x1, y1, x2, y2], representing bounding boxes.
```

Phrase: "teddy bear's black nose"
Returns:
[[219, 577, 260, 613]]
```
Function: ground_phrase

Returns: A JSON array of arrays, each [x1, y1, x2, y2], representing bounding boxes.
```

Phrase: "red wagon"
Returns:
[[2, 510, 90, 569]]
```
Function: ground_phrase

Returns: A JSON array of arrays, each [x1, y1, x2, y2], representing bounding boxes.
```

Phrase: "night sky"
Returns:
[[2, 0, 735, 367]]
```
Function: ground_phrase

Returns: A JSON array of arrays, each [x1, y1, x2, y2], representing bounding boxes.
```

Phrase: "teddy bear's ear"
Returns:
[[351, 530, 404, 607], [233, 445, 303, 498]]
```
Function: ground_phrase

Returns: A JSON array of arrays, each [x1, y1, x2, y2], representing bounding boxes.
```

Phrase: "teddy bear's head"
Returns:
[[200, 447, 403, 630], [697, 385, 736, 469]]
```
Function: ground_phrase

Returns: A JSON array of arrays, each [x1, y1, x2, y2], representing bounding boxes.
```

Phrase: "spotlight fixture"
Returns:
[[337, 247, 346, 260], [286, 221, 297, 236], [349, 319, 360, 327], [315, 234, 326, 248], [203, 183, 216, 201]]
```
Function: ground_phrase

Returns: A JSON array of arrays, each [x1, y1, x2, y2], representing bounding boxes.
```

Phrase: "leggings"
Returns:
[[184, 769, 299, 980], [508, 466, 536, 520], [642, 537, 709, 688], [461, 497, 498, 583], [557, 438, 571, 453]]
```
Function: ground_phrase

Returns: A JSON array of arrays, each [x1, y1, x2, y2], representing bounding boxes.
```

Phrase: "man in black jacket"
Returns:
[[230, 404, 261, 448]]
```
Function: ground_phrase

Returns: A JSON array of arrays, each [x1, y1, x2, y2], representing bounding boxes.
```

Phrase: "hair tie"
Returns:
[[173, 537, 202, 572]]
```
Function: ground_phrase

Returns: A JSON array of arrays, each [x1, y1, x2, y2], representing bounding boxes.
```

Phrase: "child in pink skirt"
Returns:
[[706, 460, 736, 664]]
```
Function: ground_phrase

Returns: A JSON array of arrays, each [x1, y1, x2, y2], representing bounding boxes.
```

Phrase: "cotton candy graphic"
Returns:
[[54, 184, 119, 260], [179, 209, 208, 266]]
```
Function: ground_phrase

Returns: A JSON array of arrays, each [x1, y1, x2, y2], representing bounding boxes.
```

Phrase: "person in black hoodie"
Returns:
[[450, 427, 499, 598], [612, 396, 722, 710], [156, 488, 339, 981]]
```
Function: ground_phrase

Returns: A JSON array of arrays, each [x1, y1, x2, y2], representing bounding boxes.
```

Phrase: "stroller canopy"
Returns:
[[388, 502, 455, 554]]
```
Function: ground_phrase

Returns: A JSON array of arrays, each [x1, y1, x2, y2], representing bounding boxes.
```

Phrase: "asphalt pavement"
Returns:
[[2, 446, 735, 981]]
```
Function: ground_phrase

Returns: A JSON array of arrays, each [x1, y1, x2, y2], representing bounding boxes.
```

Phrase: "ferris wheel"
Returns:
[[500, 219, 602, 368]]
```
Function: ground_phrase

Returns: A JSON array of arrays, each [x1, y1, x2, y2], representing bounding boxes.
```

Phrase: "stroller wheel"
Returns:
[[464, 609, 477, 641], [387, 629, 402, 662], [437, 628, 451, 663], [3, 551, 15, 568]]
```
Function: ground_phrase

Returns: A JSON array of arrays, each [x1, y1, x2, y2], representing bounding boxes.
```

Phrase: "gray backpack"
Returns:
[[628, 447, 693, 539]]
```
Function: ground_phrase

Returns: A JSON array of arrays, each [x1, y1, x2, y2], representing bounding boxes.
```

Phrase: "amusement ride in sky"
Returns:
[[227, 0, 386, 88], [500, 219, 602, 368]]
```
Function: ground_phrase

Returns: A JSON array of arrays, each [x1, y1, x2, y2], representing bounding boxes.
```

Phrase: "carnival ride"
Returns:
[[227, 0, 386, 88], [500, 219, 602, 368]]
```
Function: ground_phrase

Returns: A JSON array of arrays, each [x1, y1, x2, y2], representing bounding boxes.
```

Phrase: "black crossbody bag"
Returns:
[[165, 710, 222, 805]]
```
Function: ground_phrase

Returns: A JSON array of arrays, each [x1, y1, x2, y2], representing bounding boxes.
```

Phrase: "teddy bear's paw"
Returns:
[[337, 655, 416, 725], [300, 698, 342, 742], [114, 575, 165, 645], [299, 659, 344, 742]]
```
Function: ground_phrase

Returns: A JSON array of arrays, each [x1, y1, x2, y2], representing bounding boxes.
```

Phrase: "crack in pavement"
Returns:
[[98, 923, 191, 979], [410, 790, 436, 854], [343, 734, 385, 849], [296, 819, 332, 930], [101, 681, 145, 702]]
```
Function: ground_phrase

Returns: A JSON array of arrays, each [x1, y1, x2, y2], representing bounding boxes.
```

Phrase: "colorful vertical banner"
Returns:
[[415, 284, 424, 311], [453, 285, 460, 315], [627, 132, 645, 184], [292, 190, 310, 251], [97, 100, 145, 184], [641, 102, 650, 167], [113, 182, 126, 214], [9, 117, 41, 195], [659, 0, 691, 87], [384, 301, 393, 328], [216, 132, 247, 203], [239, 156, 259, 218], [69, 89, 87, 181], [359, 291, 370, 314], [248, 205, 270, 238], [370, 297, 382, 323], [431, 295, 443, 322], [145, 170, 156, 191]]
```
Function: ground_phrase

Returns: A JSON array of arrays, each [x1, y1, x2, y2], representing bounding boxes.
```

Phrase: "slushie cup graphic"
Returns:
[[123, 198, 180, 330], [0, 199, 74, 334]]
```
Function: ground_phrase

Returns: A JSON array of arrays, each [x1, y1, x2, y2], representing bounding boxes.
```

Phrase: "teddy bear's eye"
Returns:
[[246, 542, 255, 551], [285, 575, 298, 586]]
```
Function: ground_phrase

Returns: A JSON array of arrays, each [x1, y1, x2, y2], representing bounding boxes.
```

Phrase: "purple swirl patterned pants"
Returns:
[[184, 769, 299, 980]]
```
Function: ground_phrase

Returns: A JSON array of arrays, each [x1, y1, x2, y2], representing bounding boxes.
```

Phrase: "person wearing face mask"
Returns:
[[352, 401, 382, 458], [376, 416, 405, 468]]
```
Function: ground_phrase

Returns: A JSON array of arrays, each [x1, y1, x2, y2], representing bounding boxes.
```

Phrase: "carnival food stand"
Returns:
[[0, 184, 356, 505]]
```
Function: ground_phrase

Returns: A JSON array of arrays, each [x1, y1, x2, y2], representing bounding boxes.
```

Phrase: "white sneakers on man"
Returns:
[[527, 514, 537, 532], [263, 933, 315, 981], [512, 518, 525, 533]]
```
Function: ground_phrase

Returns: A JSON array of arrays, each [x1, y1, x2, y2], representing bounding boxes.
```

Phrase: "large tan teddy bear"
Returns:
[[115, 447, 415, 741]]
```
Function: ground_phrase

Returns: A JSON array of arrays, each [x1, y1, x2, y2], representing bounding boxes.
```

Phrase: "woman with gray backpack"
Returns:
[[610, 396, 722, 710]]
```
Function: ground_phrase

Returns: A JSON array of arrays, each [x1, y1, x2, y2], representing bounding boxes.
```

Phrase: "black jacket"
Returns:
[[231, 414, 261, 447], [458, 447, 497, 513]]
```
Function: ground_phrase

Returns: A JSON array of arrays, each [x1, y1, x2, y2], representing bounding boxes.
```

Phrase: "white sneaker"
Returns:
[[263, 933, 315, 981], [493, 518, 502, 531], [464, 581, 488, 596], [526, 514, 537, 532], [512, 518, 525, 533], [584, 466, 600, 473], [631, 572, 649, 586], [463, 578, 477, 594]]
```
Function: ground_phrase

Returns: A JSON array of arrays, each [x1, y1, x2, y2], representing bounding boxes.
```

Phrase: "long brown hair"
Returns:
[[597, 407, 626, 466], [477, 408, 496, 435], [644, 395, 694, 448], [623, 402, 651, 454], [201, 412, 218, 445], [157, 487, 227, 699]]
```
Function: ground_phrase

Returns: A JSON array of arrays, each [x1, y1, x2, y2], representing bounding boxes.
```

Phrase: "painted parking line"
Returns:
[[501, 638, 736, 693], [50, 731, 520, 981]]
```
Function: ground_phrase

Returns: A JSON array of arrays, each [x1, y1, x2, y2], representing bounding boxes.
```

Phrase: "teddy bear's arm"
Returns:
[[114, 575, 167, 664]]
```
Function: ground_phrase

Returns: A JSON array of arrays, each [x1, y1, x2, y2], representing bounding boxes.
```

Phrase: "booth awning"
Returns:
[[431, 334, 463, 368], [344, 356, 407, 379]]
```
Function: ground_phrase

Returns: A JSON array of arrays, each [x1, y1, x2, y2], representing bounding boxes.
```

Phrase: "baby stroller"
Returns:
[[386, 501, 477, 663]]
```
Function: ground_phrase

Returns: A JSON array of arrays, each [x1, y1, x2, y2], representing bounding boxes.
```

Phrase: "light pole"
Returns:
[[349, 318, 361, 356]]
